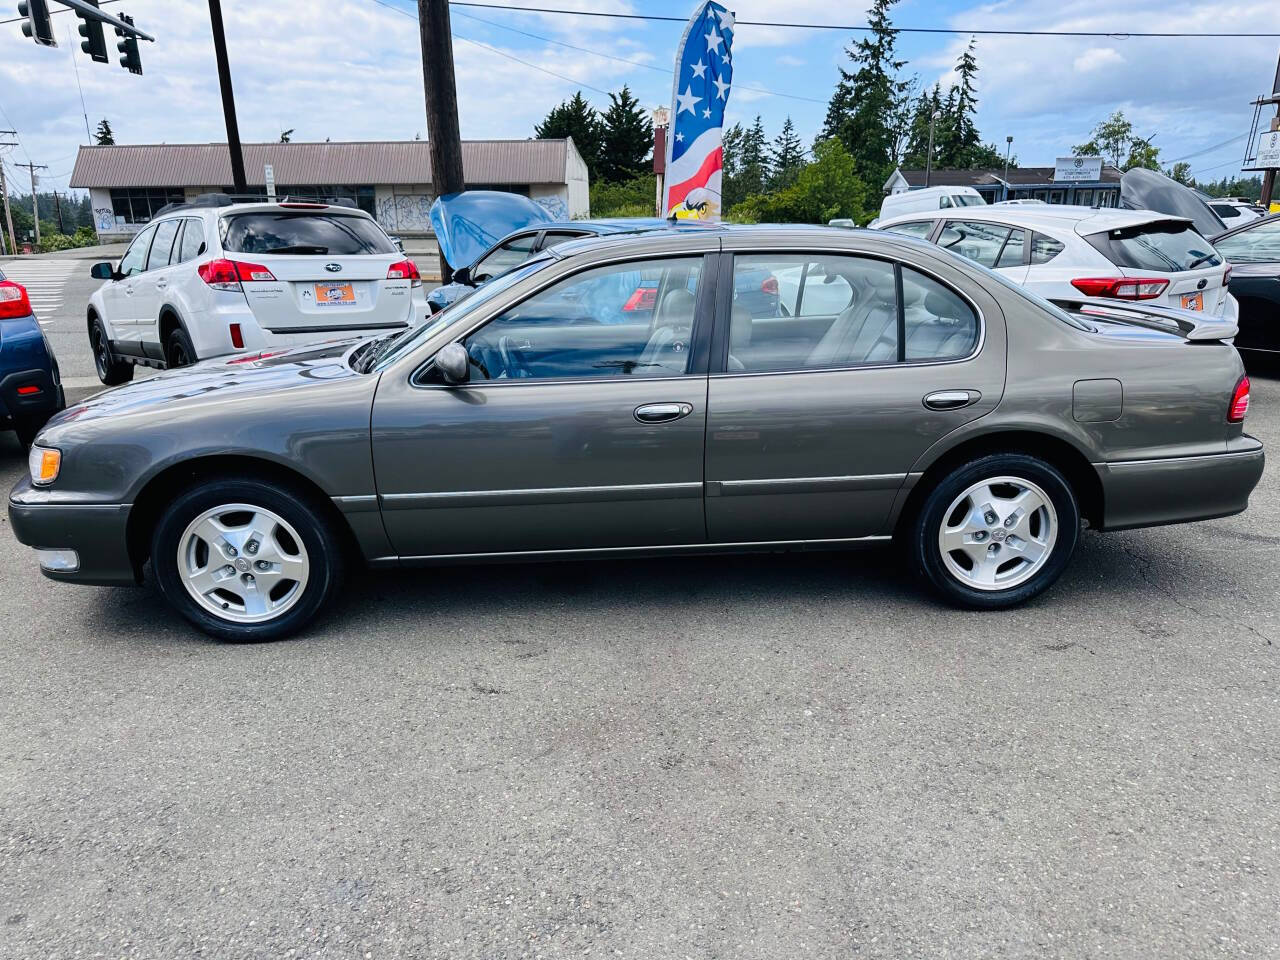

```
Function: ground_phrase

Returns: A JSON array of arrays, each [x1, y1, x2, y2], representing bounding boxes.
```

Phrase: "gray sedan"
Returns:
[[9, 227, 1265, 640]]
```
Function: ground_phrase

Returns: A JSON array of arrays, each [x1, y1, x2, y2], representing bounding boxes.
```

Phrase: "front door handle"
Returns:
[[634, 402, 693, 424], [923, 390, 980, 411], [155, 279, 168, 289]]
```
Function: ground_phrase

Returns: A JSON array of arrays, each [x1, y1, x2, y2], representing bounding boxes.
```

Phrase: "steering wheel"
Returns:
[[497, 335, 532, 378]]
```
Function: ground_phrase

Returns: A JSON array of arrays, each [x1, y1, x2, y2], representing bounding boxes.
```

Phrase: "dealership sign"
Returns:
[[1256, 130, 1280, 170], [1054, 156, 1104, 182]]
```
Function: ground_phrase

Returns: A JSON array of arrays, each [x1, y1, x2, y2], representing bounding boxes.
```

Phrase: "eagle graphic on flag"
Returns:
[[662, 1, 735, 220]]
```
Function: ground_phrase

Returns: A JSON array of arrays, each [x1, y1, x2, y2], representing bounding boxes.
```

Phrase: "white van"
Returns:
[[875, 186, 985, 225]]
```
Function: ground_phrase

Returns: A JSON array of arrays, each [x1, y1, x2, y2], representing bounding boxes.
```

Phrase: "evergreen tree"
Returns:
[[738, 116, 770, 198], [948, 39, 981, 166], [721, 122, 747, 209], [768, 117, 805, 189], [598, 85, 652, 184], [535, 92, 604, 183], [94, 118, 114, 146], [902, 84, 943, 169], [819, 0, 908, 187]]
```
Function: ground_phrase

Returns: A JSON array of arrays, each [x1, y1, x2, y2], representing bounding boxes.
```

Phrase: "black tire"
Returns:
[[910, 453, 1080, 609], [89, 315, 134, 386], [165, 326, 197, 369], [150, 477, 345, 642]]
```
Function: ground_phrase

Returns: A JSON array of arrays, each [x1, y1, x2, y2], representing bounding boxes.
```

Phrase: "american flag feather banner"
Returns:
[[662, 1, 735, 220]]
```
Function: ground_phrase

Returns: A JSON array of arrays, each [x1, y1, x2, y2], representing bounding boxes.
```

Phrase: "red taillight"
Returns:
[[1070, 277, 1169, 300], [0, 280, 33, 319], [622, 286, 658, 312], [761, 275, 779, 296], [16, 384, 41, 396], [229, 323, 244, 349], [1228, 376, 1250, 423], [1223, 264, 1232, 286], [387, 258, 421, 287], [197, 259, 276, 291]]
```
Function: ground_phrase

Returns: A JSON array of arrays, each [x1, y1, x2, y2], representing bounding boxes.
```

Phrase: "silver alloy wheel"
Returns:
[[937, 476, 1058, 592], [177, 503, 310, 623]]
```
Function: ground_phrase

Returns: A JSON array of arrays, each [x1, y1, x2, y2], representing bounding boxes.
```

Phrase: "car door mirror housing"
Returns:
[[90, 262, 115, 281], [435, 342, 470, 384], [452, 266, 472, 286]]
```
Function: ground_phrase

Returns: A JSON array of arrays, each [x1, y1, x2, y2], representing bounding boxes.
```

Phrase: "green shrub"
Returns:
[[590, 174, 657, 218]]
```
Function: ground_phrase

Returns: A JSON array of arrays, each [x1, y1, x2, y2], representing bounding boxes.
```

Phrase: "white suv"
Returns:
[[87, 198, 424, 384], [873, 205, 1237, 321]]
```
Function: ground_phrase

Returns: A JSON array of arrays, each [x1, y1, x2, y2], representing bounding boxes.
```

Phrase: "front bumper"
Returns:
[[1098, 436, 1265, 531], [8, 478, 136, 586]]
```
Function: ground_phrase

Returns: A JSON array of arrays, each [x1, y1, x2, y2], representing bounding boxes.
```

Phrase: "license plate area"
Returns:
[[314, 282, 356, 306], [1180, 292, 1204, 311]]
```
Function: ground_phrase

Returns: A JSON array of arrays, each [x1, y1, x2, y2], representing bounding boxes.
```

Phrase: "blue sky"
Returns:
[[1, 0, 1276, 197]]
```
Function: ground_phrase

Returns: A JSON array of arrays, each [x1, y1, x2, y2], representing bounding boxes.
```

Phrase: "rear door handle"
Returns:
[[923, 390, 979, 411], [634, 402, 693, 423]]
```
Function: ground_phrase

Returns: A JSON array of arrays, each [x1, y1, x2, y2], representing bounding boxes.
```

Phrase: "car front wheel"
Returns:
[[90, 316, 133, 385], [910, 453, 1079, 609], [150, 478, 345, 641]]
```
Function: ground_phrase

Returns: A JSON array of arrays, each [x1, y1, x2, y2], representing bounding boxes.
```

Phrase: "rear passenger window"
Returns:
[[938, 221, 1011, 269], [995, 229, 1025, 268], [901, 268, 979, 362], [177, 218, 205, 262], [1030, 234, 1065, 264], [147, 219, 180, 271]]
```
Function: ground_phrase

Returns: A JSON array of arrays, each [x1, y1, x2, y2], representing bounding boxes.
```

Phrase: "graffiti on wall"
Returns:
[[533, 196, 568, 220], [376, 194, 432, 232], [94, 207, 115, 231]]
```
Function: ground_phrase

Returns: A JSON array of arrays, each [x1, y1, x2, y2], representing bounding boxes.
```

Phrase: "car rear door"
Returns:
[[220, 208, 411, 335], [371, 245, 717, 558], [704, 241, 1006, 544], [935, 219, 1030, 284]]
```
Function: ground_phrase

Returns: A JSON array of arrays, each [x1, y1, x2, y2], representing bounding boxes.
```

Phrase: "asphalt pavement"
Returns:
[[1, 262, 1278, 958]]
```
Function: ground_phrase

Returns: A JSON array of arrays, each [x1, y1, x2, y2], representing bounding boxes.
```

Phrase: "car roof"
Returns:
[[541, 223, 917, 260], [877, 204, 1190, 236]]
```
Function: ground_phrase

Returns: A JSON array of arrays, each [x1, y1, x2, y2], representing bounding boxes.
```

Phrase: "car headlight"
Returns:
[[28, 445, 61, 485]]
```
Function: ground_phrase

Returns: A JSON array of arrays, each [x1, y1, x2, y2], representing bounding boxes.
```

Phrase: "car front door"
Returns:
[[103, 225, 155, 347], [134, 217, 182, 348], [704, 244, 1006, 544], [371, 250, 716, 558]]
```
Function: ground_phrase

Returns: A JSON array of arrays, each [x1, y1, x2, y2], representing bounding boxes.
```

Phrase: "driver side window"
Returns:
[[117, 226, 155, 278], [474, 233, 540, 281], [459, 257, 703, 382]]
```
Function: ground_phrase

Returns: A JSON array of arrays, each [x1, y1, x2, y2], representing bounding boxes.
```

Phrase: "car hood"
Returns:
[[1120, 168, 1227, 239], [47, 340, 362, 429], [429, 190, 552, 269]]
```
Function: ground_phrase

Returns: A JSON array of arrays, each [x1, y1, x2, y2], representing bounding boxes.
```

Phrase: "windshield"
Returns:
[[372, 256, 553, 372], [1214, 217, 1280, 264], [954, 194, 985, 207], [220, 212, 396, 255]]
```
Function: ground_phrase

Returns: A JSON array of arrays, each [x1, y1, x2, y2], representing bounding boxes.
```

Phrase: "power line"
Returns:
[[448, 2, 1280, 38], [1166, 133, 1247, 164]]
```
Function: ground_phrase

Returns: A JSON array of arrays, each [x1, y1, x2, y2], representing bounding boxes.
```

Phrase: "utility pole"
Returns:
[[417, 0, 465, 282], [207, 0, 246, 193], [0, 132, 17, 255], [17, 162, 48, 247], [53, 191, 65, 233]]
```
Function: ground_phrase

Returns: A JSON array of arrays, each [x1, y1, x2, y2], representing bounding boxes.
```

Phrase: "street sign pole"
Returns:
[[417, 0, 465, 283], [207, 0, 246, 194]]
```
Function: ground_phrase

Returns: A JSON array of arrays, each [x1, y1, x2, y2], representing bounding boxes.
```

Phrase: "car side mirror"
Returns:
[[390, 235, 405, 252], [90, 262, 115, 281], [452, 266, 472, 285], [435, 342, 470, 385]]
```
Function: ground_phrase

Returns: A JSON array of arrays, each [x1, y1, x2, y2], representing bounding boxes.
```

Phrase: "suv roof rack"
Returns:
[[152, 193, 361, 217]]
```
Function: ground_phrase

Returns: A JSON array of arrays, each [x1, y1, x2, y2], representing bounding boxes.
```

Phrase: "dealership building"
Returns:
[[883, 158, 1123, 206], [69, 139, 590, 243]]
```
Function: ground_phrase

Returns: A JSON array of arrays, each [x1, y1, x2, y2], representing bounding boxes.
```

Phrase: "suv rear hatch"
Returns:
[[1078, 218, 1232, 317], [220, 208, 414, 333]]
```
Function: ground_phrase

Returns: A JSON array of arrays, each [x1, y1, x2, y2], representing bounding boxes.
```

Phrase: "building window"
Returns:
[[108, 187, 186, 225]]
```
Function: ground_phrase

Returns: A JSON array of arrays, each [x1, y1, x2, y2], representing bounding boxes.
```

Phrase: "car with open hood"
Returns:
[[10, 226, 1262, 641]]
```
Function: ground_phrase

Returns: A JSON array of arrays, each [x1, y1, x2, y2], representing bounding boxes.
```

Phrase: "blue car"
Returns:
[[0, 268, 64, 446], [425, 191, 779, 318]]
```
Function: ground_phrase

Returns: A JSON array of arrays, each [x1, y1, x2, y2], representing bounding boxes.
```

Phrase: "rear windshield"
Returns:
[[1085, 221, 1220, 272], [220, 212, 395, 256]]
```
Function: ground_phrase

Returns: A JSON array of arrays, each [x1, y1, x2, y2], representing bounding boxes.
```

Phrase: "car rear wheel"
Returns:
[[165, 327, 197, 369], [150, 478, 344, 641], [90, 316, 133, 386], [910, 454, 1079, 609]]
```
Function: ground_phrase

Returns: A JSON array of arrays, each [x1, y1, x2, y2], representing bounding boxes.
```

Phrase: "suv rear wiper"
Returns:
[[265, 244, 329, 254]]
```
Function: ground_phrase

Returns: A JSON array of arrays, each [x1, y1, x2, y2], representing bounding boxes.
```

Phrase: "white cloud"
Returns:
[[1072, 47, 1124, 73]]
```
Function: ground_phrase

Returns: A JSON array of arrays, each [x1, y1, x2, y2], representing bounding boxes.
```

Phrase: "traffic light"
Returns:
[[115, 13, 142, 75], [77, 0, 108, 63], [18, 0, 56, 47]]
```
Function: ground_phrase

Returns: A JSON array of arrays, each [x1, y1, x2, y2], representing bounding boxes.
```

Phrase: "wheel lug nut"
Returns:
[[255, 560, 269, 571], [1004, 517, 1015, 527], [245, 541, 259, 555], [985, 512, 997, 525], [226, 546, 237, 557], [974, 530, 987, 541]]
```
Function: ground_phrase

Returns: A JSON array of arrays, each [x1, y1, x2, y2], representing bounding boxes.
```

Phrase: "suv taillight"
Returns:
[[198, 259, 276, 290], [1228, 376, 1250, 423], [0, 280, 32, 319], [1223, 263, 1232, 286], [1071, 277, 1169, 300], [387, 258, 421, 287]]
